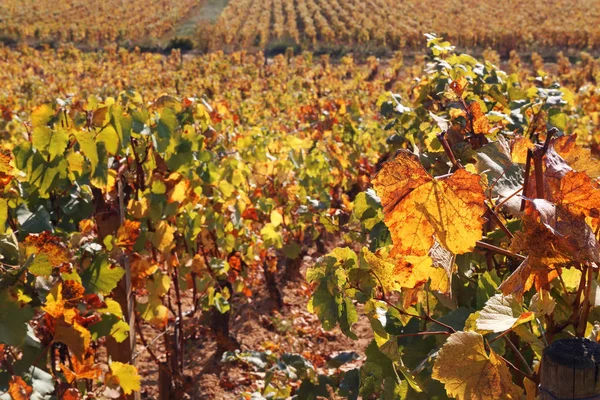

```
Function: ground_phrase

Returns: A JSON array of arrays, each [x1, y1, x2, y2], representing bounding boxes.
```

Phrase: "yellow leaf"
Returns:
[[128, 198, 149, 219], [31, 104, 55, 128], [97, 125, 120, 155], [151, 221, 175, 253], [373, 150, 486, 256], [432, 331, 523, 400], [53, 314, 91, 360], [270, 209, 283, 227], [168, 179, 189, 203], [511, 136, 534, 164], [108, 361, 141, 395], [139, 300, 169, 329], [98, 299, 123, 318], [43, 283, 65, 318]]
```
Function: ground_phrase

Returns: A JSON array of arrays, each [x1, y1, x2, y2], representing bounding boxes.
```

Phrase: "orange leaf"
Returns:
[[8, 376, 32, 400], [554, 171, 600, 219], [241, 207, 259, 221], [63, 388, 81, 400], [511, 136, 534, 164], [0, 151, 13, 186], [130, 253, 158, 289], [115, 220, 141, 249], [552, 135, 600, 178], [469, 102, 490, 135], [23, 231, 71, 274], [54, 311, 92, 360], [60, 354, 102, 384], [373, 150, 486, 256]]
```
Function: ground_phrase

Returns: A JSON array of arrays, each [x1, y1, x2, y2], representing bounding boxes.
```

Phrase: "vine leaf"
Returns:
[[0, 152, 14, 186], [23, 232, 71, 277], [60, 354, 102, 383], [469, 102, 490, 135], [373, 150, 486, 256], [81, 255, 125, 296], [552, 134, 600, 178], [106, 361, 141, 395], [553, 171, 600, 220], [432, 331, 523, 400], [476, 294, 534, 333], [0, 289, 34, 346], [8, 376, 33, 400], [115, 220, 141, 249]]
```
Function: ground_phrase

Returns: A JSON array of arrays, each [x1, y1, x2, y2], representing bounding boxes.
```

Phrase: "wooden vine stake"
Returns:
[[540, 338, 600, 400]]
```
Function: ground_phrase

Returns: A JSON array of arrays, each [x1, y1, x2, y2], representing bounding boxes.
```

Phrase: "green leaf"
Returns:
[[81, 255, 124, 295], [74, 131, 99, 173], [28, 254, 54, 276], [0, 290, 34, 346], [476, 271, 501, 308], [0, 199, 7, 235], [282, 242, 301, 260], [32, 126, 69, 161]]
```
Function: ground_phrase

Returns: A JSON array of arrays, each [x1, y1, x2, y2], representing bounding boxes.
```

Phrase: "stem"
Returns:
[[396, 331, 451, 339], [485, 203, 514, 239], [117, 177, 137, 369], [172, 266, 185, 374], [577, 265, 594, 337], [493, 187, 523, 213], [498, 352, 533, 379], [134, 314, 163, 369], [437, 131, 462, 169], [476, 241, 526, 260], [381, 298, 457, 333], [504, 334, 534, 377], [488, 328, 513, 344], [532, 149, 545, 199], [520, 150, 533, 211]]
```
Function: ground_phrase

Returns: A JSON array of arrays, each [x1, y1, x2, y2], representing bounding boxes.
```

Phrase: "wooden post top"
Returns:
[[540, 338, 600, 400]]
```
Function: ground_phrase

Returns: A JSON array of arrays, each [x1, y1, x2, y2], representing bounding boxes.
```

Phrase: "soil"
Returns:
[[134, 248, 373, 400]]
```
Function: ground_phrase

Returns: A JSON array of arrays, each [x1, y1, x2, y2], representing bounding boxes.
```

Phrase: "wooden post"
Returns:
[[540, 337, 600, 400]]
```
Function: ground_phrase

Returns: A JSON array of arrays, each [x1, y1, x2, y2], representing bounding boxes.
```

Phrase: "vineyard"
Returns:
[[0, 0, 202, 46], [1, 0, 600, 54], [1, 1, 600, 398], [208, 0, 600, 52]]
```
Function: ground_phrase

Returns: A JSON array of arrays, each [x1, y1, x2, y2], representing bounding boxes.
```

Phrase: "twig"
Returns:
[[396, 331, 451, 339], [503, 335, 534, 377], [520, 150, 533, 211], [437, 131, 462, 169], [485, 204, 514, 239], [117, 176, 137, 367], [488, 328, 513, 344], [493, 186, 523, 213], [381, 298, 457, 333], [476, 241, 526, 260]]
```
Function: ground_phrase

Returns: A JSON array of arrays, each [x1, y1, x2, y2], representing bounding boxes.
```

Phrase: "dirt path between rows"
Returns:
[[161, 0, 230, 43], [136, 251, 373, 399]]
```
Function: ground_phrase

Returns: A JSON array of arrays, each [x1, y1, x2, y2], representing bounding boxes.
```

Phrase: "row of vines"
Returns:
[[0, 0, 201, 46], [207, 0, 600, 52], [0, 36, 600, 398]]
